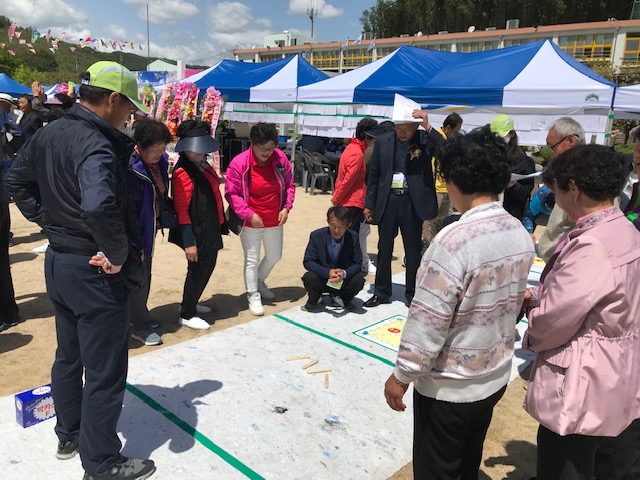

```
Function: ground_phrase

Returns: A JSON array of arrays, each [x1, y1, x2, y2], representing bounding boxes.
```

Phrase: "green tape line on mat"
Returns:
[[273, 313, 396, 367], [125, 383, 265, 480]]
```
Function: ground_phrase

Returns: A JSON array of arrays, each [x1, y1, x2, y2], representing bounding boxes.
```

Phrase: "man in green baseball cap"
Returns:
[[6, 61, 156, 480]]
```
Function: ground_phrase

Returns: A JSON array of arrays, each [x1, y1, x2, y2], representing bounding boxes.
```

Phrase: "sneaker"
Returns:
[[1, 319, 19, 331], [82, 457, 156, 480], [257, 282, 275, 300], [150, 319, 160, 329], [301, 301, 322, 312], [248, 293, 264, 316], [131, 329, 163, 346], [32, 242, 49, 254], [179, 316, 211, 330], [329, 295, 344, 308], [361, 259, 377, 275], [56, 438, 79, 460]]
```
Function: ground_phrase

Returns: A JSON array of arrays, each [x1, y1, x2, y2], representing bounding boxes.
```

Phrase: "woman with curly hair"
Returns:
[[384, 125, 535, 479], [523, 144, 640, 479], [170, 120, 227, 330]]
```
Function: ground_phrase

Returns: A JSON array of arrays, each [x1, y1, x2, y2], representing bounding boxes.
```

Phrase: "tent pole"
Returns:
[[290, 104, 299, 160], [604, 108, 614, 146]]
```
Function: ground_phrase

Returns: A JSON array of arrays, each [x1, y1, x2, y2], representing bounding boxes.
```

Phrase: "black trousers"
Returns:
[[180, 248, 218, 319], [346, 206, 364, 234], [413, 386, 506, 480], [45, 248, 130, 476], [537, 419, 640, 480], [302, 270, 366, 305], [375, 194, 423, 301], [129, 255, 153, 331], [0, 202, 19, 324]]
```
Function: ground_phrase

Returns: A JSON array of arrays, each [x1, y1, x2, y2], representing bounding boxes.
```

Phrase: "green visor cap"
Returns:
[[83, 61, 149, 114]]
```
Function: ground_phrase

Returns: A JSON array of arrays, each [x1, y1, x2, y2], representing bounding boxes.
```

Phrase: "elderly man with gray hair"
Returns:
[[537, 117, 586, 261]]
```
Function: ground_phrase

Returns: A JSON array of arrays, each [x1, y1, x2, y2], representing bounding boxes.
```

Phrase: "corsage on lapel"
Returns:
[[408, 145, 422, 160]]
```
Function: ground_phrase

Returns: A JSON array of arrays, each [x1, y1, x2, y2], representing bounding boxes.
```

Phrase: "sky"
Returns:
[[0, 0, 376, 66]]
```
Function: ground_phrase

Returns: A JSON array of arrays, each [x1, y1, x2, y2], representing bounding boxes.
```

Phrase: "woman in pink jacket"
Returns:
[[225, 123, 295, 316], [523, 144, 640, 479]]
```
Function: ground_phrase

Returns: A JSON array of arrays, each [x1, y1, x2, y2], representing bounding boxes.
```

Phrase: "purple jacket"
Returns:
[[224, 148, 295, 223], [128, 152, 170, 257], [524, 208, 640, 436]]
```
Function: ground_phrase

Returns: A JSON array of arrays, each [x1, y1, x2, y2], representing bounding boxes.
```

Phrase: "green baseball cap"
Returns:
[[82, 61, 149, 114], [490, 114, 515, 138]]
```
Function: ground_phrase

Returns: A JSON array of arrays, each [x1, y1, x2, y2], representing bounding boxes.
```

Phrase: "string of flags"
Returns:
[[2, 19, 147, 56]]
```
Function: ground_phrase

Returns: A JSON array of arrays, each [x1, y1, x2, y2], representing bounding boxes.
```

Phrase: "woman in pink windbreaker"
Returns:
[[225, 123, 295, 316], [523, 144, 640, 479]]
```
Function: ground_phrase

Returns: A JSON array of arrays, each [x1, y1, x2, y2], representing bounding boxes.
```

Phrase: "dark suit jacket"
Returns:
[[366, 129, 442, 223], [303, 227, 362, 280], [18, 111, 43, 144]]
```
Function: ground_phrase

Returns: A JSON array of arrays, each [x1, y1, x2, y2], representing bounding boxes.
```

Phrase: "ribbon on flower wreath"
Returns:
[[200, 86, 224, 175]]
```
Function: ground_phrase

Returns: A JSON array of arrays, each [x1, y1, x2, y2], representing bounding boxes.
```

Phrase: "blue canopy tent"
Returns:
[[296, 41, 617, 143], [0, 73, 31, 98]]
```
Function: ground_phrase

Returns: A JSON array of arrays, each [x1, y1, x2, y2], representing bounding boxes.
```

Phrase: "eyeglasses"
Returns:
[[547, 136, 569, 152], [119, 94, 136, 114]]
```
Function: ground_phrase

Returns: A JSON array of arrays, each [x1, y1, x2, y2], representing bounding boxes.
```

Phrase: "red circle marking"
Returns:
[[388, 327, 401, 333]]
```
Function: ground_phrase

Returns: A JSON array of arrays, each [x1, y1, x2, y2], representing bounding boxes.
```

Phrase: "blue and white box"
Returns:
[[15, 384, 56, 428]]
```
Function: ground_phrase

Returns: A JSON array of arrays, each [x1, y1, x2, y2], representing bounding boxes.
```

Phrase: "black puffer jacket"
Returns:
[[7, 103, 142, 278]]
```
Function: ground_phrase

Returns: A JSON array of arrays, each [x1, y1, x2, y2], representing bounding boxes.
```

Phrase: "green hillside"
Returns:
[[0, 16, 166, 85]]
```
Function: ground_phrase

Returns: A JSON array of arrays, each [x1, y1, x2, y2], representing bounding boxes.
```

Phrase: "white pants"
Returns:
[[359, 222, 371, 268], [240, 225, 283, 295]]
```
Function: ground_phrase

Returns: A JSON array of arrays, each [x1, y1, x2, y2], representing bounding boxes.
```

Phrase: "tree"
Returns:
[[12, 64, 42, 86]]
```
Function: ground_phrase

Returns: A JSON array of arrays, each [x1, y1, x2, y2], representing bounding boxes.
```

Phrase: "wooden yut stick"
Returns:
[[324, 373, 329, 389], [286, 355, 310, 361], [307, 368, 332, 374], [302, 359, 319, 370]]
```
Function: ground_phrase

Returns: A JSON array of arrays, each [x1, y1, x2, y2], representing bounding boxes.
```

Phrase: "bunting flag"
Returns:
[[69, 46, 76, 52], [26, 42, 33, 48], [0, 43, 4, 49], [367, 37, 376, 52], [29, 48, 36, 55], [19, 39, 26, 44], [52, 42, 58, 49], [31, 27, 40, 43], [15, 31, 21, 38], [100, 39, 107, 47], [45, 29, 51, 42], [8, 50, 15, 56], [8, 21, 16, 41], [49, 47, 55, 54], [110, 40, 117, 49], [139, 43, 143, 50]]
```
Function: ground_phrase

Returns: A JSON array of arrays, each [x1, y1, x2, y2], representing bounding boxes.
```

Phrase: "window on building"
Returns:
[[624, 32, 640, 64], [559, 33, 613, 60]]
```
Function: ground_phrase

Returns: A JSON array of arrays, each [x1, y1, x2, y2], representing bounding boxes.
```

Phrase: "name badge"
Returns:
[[391, 172, 405, 189]]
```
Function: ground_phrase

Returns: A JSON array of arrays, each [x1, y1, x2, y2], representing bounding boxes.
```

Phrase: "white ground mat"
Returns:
[[1, 272, 536, 479]]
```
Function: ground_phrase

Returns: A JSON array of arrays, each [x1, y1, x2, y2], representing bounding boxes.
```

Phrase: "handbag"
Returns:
[[225, 205, 244, 235]]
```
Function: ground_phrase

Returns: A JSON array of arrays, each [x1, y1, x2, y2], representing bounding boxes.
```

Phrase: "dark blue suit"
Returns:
[[302, 227, 365, 305], [366, 128, 441, 301]]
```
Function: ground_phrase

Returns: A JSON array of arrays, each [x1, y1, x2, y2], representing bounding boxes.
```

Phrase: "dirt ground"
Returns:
[[0, 186, 539, 479]]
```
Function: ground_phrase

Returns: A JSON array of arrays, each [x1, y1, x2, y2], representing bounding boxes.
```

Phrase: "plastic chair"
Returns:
[[304, 156, 334, 195], [291, 151, 309, 190], [313, 152, 339, 181]]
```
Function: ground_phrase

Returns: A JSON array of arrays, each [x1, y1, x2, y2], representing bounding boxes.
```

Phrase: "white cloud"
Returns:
[[104, 24, 128, 40], [124, 0, 199, 23], [207, 3, 273, 49], [1, 0, 89, 32], [287, 0, 343, 19]]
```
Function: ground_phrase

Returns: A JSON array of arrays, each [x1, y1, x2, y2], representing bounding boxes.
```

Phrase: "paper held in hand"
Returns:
[[392, 93, 423, 123], [511, 171, 542, 181]]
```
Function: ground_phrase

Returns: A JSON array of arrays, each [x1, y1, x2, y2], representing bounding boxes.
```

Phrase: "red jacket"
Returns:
[[332, 139, 366, 209]]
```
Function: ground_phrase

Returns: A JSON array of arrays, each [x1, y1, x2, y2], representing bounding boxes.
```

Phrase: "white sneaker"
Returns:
[[362, 260, 377, 275], [248, 293, 264, 316], [257, 282, 275, 300], [32, 242, 49, 254], [179, 316, 211, 330], [177, 304, 211, 314]]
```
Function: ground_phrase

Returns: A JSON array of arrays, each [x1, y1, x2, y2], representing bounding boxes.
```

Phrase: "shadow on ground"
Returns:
[[0, 332, 33, 354], [485, 439, 537, 479]]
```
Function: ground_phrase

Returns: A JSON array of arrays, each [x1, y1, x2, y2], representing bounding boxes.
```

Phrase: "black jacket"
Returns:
[[503, 149, 536, 222], [303, 227, 362, 280], [366, 128, 442, 223], [18, 110, 43, 144], [7, 103, 141, 272], [168, 155, 226, 253]]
